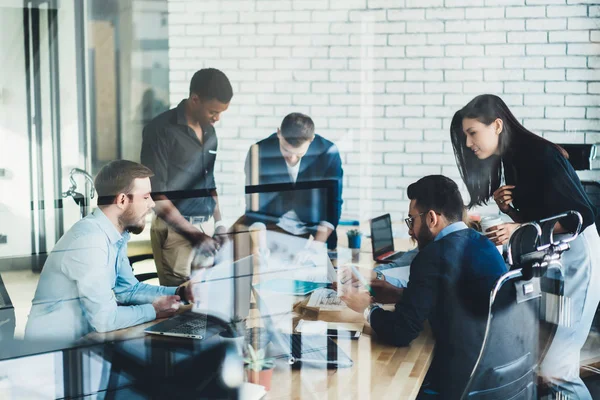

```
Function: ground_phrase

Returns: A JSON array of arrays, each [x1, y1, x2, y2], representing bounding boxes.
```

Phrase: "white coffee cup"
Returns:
[[480, 216, 504, 254]]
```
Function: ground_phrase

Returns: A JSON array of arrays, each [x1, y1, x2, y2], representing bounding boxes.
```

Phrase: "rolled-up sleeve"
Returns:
[[141, 125, 169, 194], [114, 250, 177, 305], [61, 237, 157, 333]]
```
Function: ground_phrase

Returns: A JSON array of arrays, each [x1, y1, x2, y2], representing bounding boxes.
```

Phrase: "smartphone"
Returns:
[[325, 329, 361, 339]]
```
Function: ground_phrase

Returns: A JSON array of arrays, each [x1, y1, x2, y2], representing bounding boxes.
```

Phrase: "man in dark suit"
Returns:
[[342, 175, 507, 399], [243, 113, 343, 249]]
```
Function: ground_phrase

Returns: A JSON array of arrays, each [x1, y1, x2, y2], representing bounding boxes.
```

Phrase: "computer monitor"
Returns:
[[191, 254, 255, 323], [245, 179, 338, 227]]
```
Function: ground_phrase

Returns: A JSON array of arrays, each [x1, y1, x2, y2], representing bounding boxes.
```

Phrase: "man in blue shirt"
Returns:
[[26, 160, 193, 342], [342, 175, 507, 399]]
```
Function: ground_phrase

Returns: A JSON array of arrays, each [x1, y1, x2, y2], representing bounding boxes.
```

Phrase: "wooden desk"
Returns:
[[263, 299, 434, 400], [86, 309, 435, 400], [91, 228, 432, 399]]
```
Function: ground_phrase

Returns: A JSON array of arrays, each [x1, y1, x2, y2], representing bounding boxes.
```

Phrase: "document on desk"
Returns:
[[381, 265, 410, 288], [307, 288, 346, 311], [239, 382, 266, 400]]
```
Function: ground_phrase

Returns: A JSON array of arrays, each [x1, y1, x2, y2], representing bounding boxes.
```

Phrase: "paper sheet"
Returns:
[[306, 288, 346, 311], [239, 382, 267, 400], [382, 265, 410, 287]]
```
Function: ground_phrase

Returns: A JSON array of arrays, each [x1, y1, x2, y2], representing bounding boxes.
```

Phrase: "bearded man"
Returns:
[[25, 160, 192, 342], [341, 175, 507, 400]]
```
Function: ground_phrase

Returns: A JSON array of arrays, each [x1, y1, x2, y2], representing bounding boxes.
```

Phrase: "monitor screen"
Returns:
[[371, 215, 394, 254], [245, 180, 338, 226]]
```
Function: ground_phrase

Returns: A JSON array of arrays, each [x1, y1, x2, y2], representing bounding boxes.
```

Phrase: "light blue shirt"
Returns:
[[434, 221, 468, 242], [25, 208, 176, 342]]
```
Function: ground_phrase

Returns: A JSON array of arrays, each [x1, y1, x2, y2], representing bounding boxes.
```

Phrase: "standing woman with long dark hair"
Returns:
[[450, 94, 600, 399]]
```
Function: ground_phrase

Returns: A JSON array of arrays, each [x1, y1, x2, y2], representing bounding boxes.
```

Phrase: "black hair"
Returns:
[[407, 175, 464, 223], [280, 113, 315, 147], [450, 94, 568, 208], [189, 68, 233, 103]]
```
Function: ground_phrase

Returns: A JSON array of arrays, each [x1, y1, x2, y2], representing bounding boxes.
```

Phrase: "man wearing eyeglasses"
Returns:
[[342, 175, 507, 400]]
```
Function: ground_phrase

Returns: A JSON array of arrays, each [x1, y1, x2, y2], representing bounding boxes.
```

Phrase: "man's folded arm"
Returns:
[[114, 253, 176, 305]]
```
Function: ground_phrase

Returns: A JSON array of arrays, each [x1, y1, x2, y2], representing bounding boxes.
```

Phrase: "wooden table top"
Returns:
[[85, 305, 435, 400], [266, 324, 434, 400], [110, 227, 432, 399]]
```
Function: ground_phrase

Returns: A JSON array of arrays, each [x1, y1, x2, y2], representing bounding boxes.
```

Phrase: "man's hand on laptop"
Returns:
[[176, 280, 195, 304], [152, 295, 181, 319]]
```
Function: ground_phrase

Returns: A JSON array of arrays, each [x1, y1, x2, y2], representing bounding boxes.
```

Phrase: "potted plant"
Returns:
[[244, 344, 275, 391], [219, 315, 246, 355], [346, 229, 362, 249]]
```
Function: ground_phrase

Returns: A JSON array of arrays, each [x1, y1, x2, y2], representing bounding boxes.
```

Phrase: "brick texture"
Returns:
[[168, 0, 600, 222]]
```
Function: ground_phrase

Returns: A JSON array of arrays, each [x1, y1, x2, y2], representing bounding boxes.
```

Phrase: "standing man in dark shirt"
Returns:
[[141, 68, 233, 286]]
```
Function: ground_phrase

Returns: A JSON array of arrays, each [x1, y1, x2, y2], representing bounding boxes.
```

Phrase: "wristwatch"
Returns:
[[364, 303, 383, 323], [375, 271, 385, 281], [176, 285, 188, 304]]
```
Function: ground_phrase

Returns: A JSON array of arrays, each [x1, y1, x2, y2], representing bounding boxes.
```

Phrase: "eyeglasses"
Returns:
[[405, 211, 441, 230], [404, 212, 425, 230]]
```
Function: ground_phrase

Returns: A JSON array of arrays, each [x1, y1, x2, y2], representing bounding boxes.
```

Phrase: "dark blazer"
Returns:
[[370, 228, 507, 399], [244, 133, 343, 249]]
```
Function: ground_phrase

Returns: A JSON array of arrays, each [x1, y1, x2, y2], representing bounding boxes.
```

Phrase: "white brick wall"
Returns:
[[168, 0, 600, 225]]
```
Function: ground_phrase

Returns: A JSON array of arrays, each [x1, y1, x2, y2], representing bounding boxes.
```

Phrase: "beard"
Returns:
[[119, 207, 146, 235], [416, 222, 435, 250]]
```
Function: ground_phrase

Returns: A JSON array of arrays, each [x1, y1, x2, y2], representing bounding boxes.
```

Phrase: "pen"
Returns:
[[349, 264, 375, 296]]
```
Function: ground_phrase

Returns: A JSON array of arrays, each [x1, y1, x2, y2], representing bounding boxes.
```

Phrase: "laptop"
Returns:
[[370, 213, 406, 263], [144, 255, 254, 340], [251, 287, 353, 369]]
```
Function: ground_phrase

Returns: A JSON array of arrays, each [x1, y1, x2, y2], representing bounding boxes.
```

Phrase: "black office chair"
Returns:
[[581, 180, 600, 236], [583, 181, 600, 333], [128, 254, 158, 283], [460, 223, 544, 400], [0, 275, 15, 342], [461, 213, 581, 400]]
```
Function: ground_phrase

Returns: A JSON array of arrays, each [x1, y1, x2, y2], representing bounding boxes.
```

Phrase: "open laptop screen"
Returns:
[[370, 214, 394, 257]]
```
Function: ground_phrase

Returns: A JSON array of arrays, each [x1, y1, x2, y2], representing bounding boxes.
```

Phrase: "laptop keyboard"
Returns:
[[170, 316, 207, 337]]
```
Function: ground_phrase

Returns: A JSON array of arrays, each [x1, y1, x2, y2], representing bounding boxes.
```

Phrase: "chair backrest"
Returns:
[[461, 269, 540, 400], [0, 275, 15, 342], [462, 213, 582, 400], [581, 180, 600, 235]]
